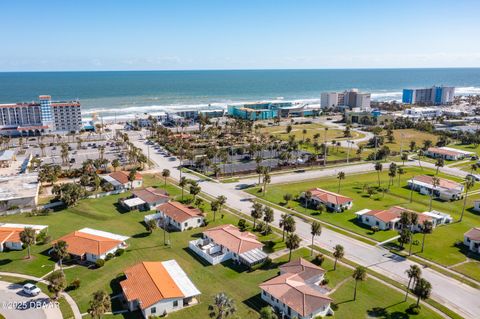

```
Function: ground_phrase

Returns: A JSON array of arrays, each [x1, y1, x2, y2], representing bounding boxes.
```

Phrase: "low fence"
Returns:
[[0, 201, 64, 216]]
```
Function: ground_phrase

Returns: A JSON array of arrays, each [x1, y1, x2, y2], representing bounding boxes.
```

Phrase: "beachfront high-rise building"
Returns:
[[321, 89, 371, 109], [0, 95, 82, 135], [402, 86, 455, 105]]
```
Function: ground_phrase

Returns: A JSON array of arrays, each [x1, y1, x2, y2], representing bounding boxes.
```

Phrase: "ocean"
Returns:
[[1, 68, 480, 120]]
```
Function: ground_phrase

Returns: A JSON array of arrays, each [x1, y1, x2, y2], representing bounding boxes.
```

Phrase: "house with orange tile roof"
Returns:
[[119, 187, 169, 211], [102, 171, 143, 190], [0, 223, 48, 252], [355, 206, 439, 232], [52, 228, 129, 263], [120, 260, 200, 318], [144, 201, 204, 232], [407, 175, 464, 201], [188, 224, 267, 267], [260, 258, 333, 319], [464, 227, 480, 254], [301, 188, 353, 212]]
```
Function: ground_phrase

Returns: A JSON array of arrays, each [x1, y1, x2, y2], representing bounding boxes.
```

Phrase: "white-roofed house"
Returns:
[[120, 260, 200, 318]]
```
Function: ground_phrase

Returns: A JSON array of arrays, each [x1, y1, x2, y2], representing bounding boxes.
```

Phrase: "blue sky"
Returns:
[[1, 0, 480, 71]]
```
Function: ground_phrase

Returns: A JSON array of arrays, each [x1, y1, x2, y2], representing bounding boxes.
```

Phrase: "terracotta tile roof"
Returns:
[[121, 261, 184, 309], [109, 171, 142, 184], [260, 258, 332, 317], [307, 188, 352, 205], [364, 206, 418, 223], [156, 201, 203, 223], [465, 227, 480, 241], [427, 147, 462, 157], [131, 187, 169, 204], [280, 258, 326, 281], [203, 224, 263, 254], [54, 230, 124, 257], [412, 175, 463, 190], [0, 227, 35, 244]]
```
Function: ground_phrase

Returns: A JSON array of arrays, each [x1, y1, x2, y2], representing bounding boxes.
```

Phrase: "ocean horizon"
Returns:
[[1, 68, 480, 120]]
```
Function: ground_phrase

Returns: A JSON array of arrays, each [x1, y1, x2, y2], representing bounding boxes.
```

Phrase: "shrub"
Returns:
[[407, 303, 421, 315], [313, 254, 325, 266], [330, 303, 339, 311], [106, 253, 114, 261], [116, 249, 125, 256], [95, 259, 105, 268], [238, 219, 247, 231], [42, 235, 52, 245], [321, 278, 329, 285], [70, 278, 81, 290]]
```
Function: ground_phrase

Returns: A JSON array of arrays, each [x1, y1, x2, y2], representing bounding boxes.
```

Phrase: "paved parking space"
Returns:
[[0, 281, 62, 319]]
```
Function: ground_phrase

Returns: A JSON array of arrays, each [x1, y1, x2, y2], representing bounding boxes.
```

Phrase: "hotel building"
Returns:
[[0, 95, 82, 136], [321, 89, 371, 109], [402, 86, 455, 105]]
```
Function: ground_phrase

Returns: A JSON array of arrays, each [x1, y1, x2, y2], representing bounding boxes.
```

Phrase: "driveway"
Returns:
[[0, 281, 62, 319]]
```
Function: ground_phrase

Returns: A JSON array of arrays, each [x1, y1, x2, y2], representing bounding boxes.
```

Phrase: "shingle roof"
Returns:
[[203, 224, 263, 254], [131, 187, 169, 204], [465, 227, 480, 241], [363, 206, 427, 223], [412, 175, 462, 190], [156, 201, 203, 223], [260, 258, 331, 317], [307, 188, 352, 205]]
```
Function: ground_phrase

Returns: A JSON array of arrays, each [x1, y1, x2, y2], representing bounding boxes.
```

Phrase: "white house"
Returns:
[[473, 200, 480, 212], [121, 260, 200, 318], [260, 258, 333, 319], [53, 228, 129, 263], [102, 171, 143, 190], [355, 206, 435, 232], [464, 228, 480, 254], [407, 175, 464, 201], [120, 187, 169, 211], [145, 201, 204, 231], [425, 147, 465, 161], [0, 223, 48, 252], [189, 224, 267, 267], [301, 188, 353, 212]]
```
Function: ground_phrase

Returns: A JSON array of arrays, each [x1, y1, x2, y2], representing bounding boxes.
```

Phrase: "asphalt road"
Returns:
[[133, 132, 480, 319], [0, 281, 62, 319]]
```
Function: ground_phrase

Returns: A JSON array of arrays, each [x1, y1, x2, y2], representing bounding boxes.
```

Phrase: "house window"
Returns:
[[173, 300, 178, 307], [270, 295, 274, 301], [184, 222, 188, 227], [151, 307, 156, 314], [376, 221, 379, 226]]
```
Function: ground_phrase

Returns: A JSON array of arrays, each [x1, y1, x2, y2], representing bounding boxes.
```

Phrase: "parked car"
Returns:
[[467, 174, 480, 181], [22, 283, 41, 296], [70, 158, 76, 163]]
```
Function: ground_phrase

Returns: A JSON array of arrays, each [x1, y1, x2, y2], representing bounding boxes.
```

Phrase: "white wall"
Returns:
[[143, 298, 184, 317]]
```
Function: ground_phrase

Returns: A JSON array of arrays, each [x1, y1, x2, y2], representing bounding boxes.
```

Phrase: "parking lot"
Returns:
[[0, 281, 62, 319]]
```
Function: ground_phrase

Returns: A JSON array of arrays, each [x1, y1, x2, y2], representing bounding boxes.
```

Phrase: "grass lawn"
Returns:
[[448, 142, 480, 155], [359, 129, 438, 153], [260, 123, 364, 142], [452, 261, 480, 282], [246, 166, 480, 266]]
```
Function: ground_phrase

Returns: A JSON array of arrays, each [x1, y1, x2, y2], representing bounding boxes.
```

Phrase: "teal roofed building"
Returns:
[[227, 101, 313, 121]]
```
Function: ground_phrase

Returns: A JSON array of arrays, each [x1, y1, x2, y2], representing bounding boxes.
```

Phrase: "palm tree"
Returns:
[[279, 214, 289, 241], [397, 167, 405, 186], [98, 145, 105, 160], [405, 265, 422, 301], [401, 152, 408, 165], [417, 149, 424, 170], [250, 202, 263, 229], [88, 290, 111, 319], [53, 240, 69, 270], [420, 220, 433, 253], [310, 221, 322, 256], [189, 182, 201, 201], [128, 169, 137, 189], [217, 195, 227, 217], [146, 219, 158, 233], [374, 162, 383, 187], [413, 278, 432, 307], [161, 169, 170, 186], [286, 233, 301, 261], [429, 177, 439, 211], [263, 206, 274, 233], [179, 177, 187, 200], [209, 293, 237, 319], [211, 200, 220, 221], [262, 172, 271, 196], [303, 191, 312, 212], [39, 143, 46, 157], [333, 244, 344, 270], [46, 270, 67, 301], [302, 129, 307, 143], [352, 266, 367, 300], [283, 193, 292, 206], [337, 171, 345, 193], [460, 175, 475, 222], [435, 158, 444, 175], [111, 159, 120, 172], [19, 227, 36, 259]]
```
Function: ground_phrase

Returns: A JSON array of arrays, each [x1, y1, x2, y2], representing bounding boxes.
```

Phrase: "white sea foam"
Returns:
[[455, 86, 480, 95]]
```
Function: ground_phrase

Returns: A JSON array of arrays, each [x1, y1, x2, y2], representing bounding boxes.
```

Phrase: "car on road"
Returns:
[[467, 173, 480, 181], [22, 283, 41, 296]]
